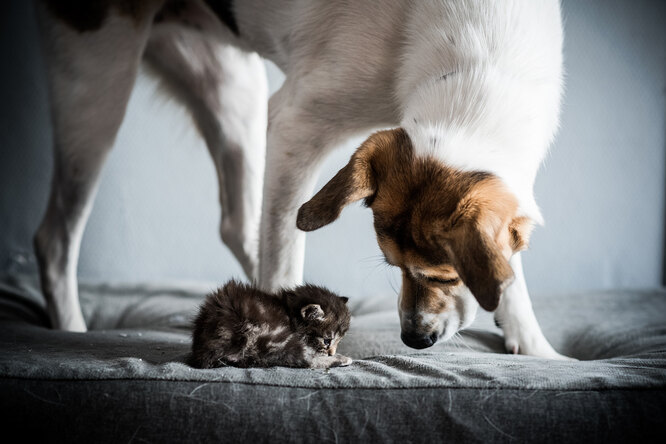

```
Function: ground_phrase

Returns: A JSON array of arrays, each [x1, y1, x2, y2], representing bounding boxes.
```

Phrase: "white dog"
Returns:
[[34, 0, 567, 359]]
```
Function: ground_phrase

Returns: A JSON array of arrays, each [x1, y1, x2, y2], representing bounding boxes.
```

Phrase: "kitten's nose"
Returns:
[[328, 345, 337, 356]]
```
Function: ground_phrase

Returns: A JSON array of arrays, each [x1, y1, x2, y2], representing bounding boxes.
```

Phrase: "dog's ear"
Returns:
[[442, 183, 516, 312], [444, 221, 514, 311], [509, 216, 535, 252], [297, 129, 404, 231]]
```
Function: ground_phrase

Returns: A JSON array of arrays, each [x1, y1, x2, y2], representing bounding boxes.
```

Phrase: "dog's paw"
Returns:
[[501, 322, 576, 360], [504, 336, 576, 360]]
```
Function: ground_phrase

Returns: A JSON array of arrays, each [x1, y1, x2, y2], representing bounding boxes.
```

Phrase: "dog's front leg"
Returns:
[[257, 86, 341, 291], [495, 253, 573, 360]]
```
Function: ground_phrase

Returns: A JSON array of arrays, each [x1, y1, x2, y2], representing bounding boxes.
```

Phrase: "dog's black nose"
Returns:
[[401, 331, 438, 349]]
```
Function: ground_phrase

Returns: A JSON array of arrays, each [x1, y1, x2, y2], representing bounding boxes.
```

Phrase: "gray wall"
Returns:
[[1, 0, 664, 299]]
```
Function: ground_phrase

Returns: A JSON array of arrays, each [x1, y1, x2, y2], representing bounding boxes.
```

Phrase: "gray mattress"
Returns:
[[1, 273, 665, 443]]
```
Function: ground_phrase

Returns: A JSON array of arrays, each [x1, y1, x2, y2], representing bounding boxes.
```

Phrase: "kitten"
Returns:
[[188, 280, 352, 369]]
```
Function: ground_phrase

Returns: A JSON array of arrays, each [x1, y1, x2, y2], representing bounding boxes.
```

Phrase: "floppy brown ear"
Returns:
[[445, 222, 514, 312], [509, 216, 535, 252], [297, 129, 402, 232]]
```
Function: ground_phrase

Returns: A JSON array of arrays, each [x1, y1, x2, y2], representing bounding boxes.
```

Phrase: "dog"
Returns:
[[34, 0, 568, 359]]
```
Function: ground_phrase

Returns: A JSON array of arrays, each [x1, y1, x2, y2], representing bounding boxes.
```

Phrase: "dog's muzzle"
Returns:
[[400, 331, 438, 349]]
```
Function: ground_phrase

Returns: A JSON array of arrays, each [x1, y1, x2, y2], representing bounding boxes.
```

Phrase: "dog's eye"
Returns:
[[426, 276, 460, 286]]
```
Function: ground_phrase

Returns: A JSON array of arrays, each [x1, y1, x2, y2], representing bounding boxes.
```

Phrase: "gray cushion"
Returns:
[[1, 273, 664, 443]]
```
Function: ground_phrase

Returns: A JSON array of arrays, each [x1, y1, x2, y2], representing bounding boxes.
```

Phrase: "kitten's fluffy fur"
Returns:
[[188, 280, 352, 369]]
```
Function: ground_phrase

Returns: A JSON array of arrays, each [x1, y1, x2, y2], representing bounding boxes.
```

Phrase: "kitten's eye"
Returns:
[[323, 338, 332, 347]]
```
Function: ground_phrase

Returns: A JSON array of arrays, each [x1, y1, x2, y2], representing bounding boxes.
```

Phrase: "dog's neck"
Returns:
[[400, 74, 545, 225], [395, 3, 563, 225]]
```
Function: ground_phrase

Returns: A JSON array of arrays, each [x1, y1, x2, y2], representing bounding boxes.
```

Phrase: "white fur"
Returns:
[[399, 1, 563, 224], [36, 0, 569, 359]]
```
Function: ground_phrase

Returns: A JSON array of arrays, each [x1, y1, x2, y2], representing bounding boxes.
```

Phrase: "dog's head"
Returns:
[[297, 128, 534, 349]]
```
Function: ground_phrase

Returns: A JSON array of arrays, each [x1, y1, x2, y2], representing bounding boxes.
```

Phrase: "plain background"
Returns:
[[1, 0, 664, 301]]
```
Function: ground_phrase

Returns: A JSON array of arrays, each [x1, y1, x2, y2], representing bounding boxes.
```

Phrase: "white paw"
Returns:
[[504, 333, 576, 360], [500, 318, 576, 360], [311, 354, 353, 369], [336, 355, 353, 367]]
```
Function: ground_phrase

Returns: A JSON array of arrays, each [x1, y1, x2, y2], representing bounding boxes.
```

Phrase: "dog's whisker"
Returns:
[[359, 254, 386, 263], [387, 272, 399, 296], [448, 333, 463, 351], [452, 332, 475, 352]]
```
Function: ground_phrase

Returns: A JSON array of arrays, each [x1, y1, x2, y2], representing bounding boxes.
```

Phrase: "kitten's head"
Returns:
[[284, 284, 351, 356]]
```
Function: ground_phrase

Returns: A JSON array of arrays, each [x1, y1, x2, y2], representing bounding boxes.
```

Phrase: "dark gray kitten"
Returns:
[[188, 280, 352, 369]]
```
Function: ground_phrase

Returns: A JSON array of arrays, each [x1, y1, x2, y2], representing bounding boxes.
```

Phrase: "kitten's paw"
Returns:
[[335, 355, 352, 367], [311, 354, 353, 369]]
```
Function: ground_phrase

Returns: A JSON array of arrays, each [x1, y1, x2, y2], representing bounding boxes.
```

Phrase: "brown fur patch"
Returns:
[[299, 127, 532, 312], [443, 222, 514, 311], [398, 270, 455, 321]]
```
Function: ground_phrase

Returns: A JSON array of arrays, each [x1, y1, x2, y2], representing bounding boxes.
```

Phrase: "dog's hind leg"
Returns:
[[144, 27, 267, 281], [494, 253, 573, 360], [33, 5, 159, 331]]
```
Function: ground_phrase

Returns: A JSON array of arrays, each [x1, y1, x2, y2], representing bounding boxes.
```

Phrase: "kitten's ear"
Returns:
[[340, 297, 349, 304], [301, 304, 325, 321]]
